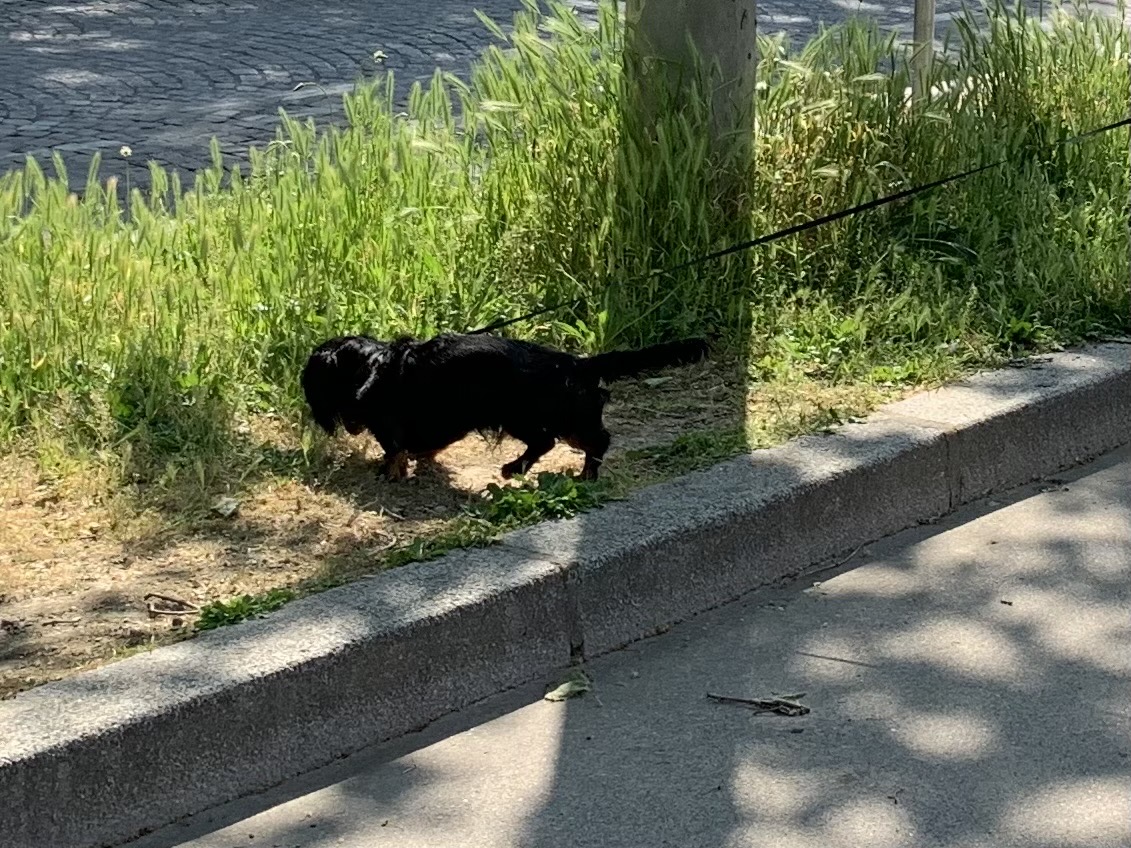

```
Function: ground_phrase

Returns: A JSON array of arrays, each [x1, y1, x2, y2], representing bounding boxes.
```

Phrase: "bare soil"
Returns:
[[0, 359, 896, 698]]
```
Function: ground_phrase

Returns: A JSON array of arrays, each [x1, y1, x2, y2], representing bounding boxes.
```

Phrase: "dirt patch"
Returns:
[[0, 359, 898, 698]]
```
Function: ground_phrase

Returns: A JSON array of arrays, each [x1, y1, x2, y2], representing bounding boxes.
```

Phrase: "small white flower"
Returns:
[[119, 145, 132, 158]]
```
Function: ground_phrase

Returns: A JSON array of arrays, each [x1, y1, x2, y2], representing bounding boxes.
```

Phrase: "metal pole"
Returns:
[[911, 0, 936, 99]]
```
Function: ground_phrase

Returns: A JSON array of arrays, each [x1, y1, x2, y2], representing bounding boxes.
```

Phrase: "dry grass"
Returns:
[[0, 359, 901, 698]]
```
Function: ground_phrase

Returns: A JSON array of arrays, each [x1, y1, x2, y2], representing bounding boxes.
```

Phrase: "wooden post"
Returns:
[[911, 0, 936, 99]]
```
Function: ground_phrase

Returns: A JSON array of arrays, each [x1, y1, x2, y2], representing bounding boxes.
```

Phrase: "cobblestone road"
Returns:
[[0, 1, 1123, 189]]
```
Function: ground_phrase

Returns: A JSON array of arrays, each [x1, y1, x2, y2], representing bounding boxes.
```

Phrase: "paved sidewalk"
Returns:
[[131, 444, 1131, 848], [3, 1, 1121, 188]]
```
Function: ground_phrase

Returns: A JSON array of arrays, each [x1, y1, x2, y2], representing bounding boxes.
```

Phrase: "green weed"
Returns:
[[381, 471, 610, 568], [195, 587, 297, 631], [474, 472, 612, 525]]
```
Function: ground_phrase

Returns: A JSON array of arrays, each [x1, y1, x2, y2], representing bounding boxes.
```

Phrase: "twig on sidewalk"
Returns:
[[706, 692, 810, 716]]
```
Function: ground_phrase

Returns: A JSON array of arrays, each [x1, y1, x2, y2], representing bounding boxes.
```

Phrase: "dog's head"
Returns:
[[301, 335, 388, 436]]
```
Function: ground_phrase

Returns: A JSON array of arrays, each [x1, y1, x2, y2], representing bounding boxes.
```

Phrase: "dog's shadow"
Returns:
[[259, 442, 483, 525]]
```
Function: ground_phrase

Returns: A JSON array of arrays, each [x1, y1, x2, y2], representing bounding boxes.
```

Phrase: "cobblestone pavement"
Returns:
[[0, 1, 1124, 189]]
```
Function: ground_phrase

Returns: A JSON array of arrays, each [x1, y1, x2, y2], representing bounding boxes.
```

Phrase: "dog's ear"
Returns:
[[302, 346, 343, 435]]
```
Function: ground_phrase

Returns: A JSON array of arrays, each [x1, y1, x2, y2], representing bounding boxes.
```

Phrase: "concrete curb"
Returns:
[[2, 342, 1128, 848]]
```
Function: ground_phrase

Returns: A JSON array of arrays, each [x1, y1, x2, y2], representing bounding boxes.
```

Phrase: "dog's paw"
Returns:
[[500, 460, 525, 479], [380, 452, 410, 482]]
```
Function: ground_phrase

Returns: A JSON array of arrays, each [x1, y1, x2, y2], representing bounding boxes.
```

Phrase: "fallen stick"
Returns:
[[144, 593, 200, 618], [706, 692, 810, 716]]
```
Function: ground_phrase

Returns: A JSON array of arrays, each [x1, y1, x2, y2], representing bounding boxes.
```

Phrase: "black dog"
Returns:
[[302, 332, 709, 480]]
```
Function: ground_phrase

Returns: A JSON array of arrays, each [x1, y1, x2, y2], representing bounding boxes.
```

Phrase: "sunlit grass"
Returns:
[[0, 0, 1125, 491]]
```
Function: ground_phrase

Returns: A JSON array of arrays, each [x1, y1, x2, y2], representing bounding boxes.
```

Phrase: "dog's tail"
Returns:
[[580, 338, 710, 382]]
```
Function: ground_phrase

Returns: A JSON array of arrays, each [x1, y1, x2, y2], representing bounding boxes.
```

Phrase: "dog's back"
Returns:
[[386, 334, 582, 446], [391, 332, 707, 447]]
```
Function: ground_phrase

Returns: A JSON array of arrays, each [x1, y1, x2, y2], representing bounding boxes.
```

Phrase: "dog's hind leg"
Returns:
[[563, 390, 612, 481], [571, 427, 610, 481], [501, 434, 555, 479]]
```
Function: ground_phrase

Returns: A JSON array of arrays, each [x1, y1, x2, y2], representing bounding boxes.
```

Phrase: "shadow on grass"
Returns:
[[107, 350, 761, 596]]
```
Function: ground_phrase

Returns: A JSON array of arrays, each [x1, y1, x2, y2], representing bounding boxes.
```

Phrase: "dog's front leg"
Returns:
[[377, 448, 410, 482], [368, 419, 410, 482], [373, 431, 409, 482]]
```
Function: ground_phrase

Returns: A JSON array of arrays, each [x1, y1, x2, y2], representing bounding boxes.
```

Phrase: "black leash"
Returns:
[[468, 115, 1131, 336]]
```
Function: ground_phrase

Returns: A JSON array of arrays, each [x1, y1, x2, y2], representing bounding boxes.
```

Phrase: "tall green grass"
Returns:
[[0, 0, 1126, 473]]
